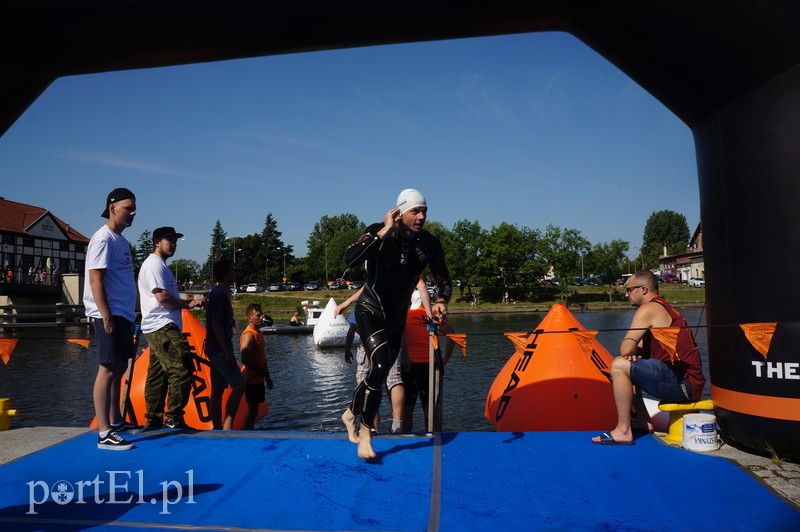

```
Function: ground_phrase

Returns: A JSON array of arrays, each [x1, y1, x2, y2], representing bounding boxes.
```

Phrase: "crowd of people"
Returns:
[[84, 186, 703, 459]]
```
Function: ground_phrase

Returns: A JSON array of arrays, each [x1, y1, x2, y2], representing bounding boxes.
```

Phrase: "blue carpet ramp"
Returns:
[[0, 431, 433, 531], [438, 432, 800, 531], [0, 430, 798, 531]]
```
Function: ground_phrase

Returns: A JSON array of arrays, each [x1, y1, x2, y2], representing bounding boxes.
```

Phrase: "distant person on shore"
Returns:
[[341, 188, 451, 459], [592, 270, 706, 445], [205, 260, 246, 430], [137, 226, 206, 431], [240, 303, 273, 430], [84, 187, 138, 450]]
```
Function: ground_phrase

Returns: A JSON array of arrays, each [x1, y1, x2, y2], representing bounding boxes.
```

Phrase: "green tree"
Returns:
[[641, 210, 690, 268], [259, 213, 291, 284], [584, 240, 630, 285], [171, 258, 201, 284], [305, 214, 364, 280], [201, 221, 227, 282], [449, 219, 485, 294], [133, 229, 153, 274], [477, 223, 545, 302], [539, 225, 591, 283]]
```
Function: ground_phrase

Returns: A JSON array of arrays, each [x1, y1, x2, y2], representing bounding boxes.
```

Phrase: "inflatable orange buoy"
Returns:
[[485, 304, 617, 431], [91, 310, 267, 430]]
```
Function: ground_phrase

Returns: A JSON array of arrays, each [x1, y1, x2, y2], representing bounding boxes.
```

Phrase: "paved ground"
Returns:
[[1, 427, 798, 509]]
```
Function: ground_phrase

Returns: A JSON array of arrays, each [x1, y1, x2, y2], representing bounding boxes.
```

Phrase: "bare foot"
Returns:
[[357, 425, 377, 460], [341, 408, 359, 444]]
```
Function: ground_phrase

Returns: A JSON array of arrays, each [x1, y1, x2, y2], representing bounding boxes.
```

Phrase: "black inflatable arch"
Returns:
[[2, 1, 799, 458]]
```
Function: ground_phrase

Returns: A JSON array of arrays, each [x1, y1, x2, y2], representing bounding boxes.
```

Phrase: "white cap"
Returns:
[[396, 188, 426, 215], [410, 289, 423, 309]]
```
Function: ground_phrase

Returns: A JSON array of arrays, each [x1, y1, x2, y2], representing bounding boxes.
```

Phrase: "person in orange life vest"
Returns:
[[592, 270, 706, 445], [400, 286, 456, 432], [239, 303, 273, 430]]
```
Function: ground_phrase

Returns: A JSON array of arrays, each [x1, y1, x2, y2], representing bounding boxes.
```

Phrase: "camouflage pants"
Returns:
[[143, 323, 194, 420]]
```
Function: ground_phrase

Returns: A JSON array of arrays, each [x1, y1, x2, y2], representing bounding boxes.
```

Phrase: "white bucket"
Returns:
[[682, 413, 719, 452]]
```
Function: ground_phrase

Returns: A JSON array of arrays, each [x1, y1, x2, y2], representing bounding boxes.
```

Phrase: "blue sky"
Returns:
[[0, 32, 699, 267]]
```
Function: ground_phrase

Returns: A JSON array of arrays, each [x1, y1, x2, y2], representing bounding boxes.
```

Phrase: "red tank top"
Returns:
[[643, 296, 706, 400], [405, 307, 431, 364], [240, 324, 266, 384]]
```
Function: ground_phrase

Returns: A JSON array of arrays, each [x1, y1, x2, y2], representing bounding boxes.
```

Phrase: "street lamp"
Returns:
[[277, 246, 286, 281], [228, 237, 242, 264], [173, 237, 186, 281], [265, 256, 269, 285]]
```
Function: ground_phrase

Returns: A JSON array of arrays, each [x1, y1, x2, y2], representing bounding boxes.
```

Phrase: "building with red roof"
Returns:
[[1, 196, 89, 285]]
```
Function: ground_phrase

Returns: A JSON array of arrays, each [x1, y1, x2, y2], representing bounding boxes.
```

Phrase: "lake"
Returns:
[[0, 307, 708, 432]]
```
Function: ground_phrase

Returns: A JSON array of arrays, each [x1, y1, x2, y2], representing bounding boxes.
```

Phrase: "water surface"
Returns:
[[0, 307, 708, 432]]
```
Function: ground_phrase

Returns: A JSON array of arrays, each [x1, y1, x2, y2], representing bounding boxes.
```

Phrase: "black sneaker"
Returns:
[[98, 430, 134, 451], [131, 419, 163, 434], [111, 421, 137, 432], [164, 416, 191, 429]]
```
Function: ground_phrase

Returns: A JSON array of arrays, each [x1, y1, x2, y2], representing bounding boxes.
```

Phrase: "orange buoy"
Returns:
[[485, 304, 616, 431], [91, 310, 267, 430]]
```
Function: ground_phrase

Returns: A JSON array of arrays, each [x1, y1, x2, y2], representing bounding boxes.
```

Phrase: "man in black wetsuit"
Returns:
[[341, 188, 451, 459]]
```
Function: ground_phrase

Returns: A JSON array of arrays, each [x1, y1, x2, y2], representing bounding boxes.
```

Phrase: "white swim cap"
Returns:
[[396, 188, 426, 215]]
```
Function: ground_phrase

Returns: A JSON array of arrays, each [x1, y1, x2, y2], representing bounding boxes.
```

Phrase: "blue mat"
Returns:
[[0, 430, 797, 531]]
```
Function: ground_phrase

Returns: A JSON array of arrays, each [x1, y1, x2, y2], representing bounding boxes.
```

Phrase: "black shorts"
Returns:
[[92, 316, 134, 366], [245, 382, 266, 403]]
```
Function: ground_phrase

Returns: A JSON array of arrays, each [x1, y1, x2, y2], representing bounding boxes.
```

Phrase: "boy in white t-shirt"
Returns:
[[83, 188, 138, 451]]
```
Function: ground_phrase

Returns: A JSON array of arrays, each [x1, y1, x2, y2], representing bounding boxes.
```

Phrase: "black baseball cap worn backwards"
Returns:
[[101, 187, 136, 218]]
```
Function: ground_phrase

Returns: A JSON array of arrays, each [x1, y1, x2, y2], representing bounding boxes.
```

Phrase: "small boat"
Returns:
[[259, 300, 321, 335]]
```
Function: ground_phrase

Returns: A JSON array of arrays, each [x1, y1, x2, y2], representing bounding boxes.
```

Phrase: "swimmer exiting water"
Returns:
[[342, 189, 451, 459]]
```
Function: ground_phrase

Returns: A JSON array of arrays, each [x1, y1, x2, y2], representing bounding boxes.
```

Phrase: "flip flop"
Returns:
[[592, 431, 635, 445]]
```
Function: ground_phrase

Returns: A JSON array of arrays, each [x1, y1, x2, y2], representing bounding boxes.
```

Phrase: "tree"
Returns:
[[538, 225, 591, 283], [201, 221, 227, 282], [477, 222, 545, 302], [133, 229, 153, 274], [259, 213, 292, 284], [171, 258, 201, 285], [641, 210, 690, 268], [449, 219, 485, 294], [305, 214, 364, 280], [584, 240, 630, 285]]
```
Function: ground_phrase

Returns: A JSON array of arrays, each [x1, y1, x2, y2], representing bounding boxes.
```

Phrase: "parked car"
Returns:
[[303, 281, 322, 291], [348, 280, 364, 290], [663, 275, 681, 284], [285, 281, 301, 291], [328, 280, 343, 290], [689, 277, 705, 287], [245, 283, 264, 293], [268, 282, 284, 292]]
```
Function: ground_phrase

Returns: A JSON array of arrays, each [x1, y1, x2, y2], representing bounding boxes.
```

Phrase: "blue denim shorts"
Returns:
[[630, 358, 691, 401]]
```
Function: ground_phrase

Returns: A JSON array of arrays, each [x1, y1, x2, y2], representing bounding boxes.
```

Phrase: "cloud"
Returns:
[[60, 151, 236, 183]]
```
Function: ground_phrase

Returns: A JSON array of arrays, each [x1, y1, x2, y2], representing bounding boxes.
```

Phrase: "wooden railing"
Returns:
[[0, 304, 86, 328]]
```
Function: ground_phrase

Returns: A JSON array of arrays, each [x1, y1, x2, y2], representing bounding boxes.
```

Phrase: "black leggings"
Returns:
[[350, 306, 405, 429]]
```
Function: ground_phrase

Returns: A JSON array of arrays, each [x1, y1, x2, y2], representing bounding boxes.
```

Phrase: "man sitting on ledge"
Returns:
[[592, 270, 706, 445]]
